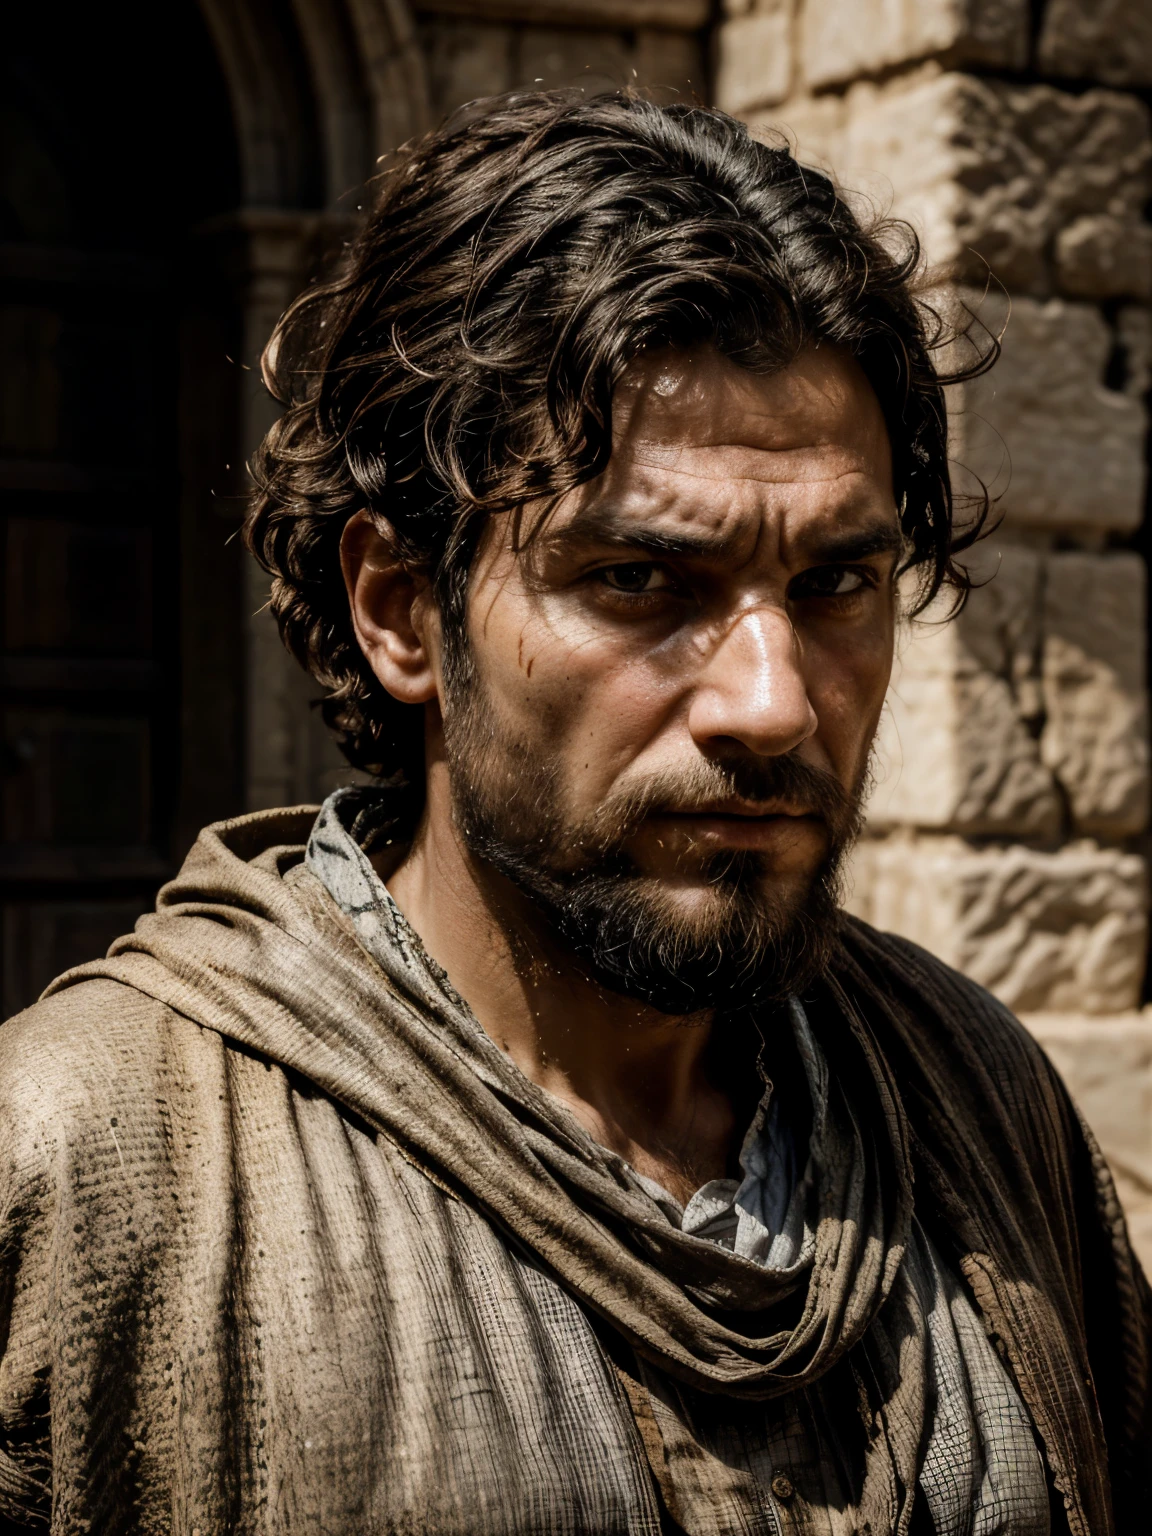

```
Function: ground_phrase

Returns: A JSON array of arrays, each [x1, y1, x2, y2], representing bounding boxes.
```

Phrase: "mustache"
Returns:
[[582, 751, 862, 853]]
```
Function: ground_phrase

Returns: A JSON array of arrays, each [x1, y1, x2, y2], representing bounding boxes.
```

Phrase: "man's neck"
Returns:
[[381, 769, 741, 1204]]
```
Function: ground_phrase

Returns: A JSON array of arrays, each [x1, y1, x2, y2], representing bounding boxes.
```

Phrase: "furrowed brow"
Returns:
[[540, 509, 904, 565], [800, 522, 904, 565], [545, 510, 731, 560]]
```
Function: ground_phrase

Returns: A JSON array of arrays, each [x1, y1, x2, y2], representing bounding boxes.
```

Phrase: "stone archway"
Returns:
[[195, 0, 432, 812]]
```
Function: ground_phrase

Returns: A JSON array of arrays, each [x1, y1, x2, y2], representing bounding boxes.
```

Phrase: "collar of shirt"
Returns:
[[307, 785, 823, 1275]]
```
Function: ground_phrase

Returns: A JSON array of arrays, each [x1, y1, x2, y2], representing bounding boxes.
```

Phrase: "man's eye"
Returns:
[[598, 563, 673, 594], [792, 566, 868, 599]]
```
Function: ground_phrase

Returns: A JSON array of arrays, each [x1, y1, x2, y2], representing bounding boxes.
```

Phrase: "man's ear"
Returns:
[[340, 510, 440, 705]]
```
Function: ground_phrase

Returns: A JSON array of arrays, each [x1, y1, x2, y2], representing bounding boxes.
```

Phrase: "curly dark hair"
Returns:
[[247, 88, 993, 788]]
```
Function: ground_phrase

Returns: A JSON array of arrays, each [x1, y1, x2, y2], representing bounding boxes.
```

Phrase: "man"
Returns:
[[0, 92, 1146, 1535]]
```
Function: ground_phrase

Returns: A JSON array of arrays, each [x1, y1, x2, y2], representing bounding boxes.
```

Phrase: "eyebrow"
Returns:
[[798, 523, 905, 564], [555, 517, 730, 560], [546, 508, 904, 565]]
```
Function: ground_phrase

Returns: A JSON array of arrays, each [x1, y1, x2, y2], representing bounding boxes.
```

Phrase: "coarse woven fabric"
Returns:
[[0, 805, 1141, 1533], [308, 786, 1049, 1536]]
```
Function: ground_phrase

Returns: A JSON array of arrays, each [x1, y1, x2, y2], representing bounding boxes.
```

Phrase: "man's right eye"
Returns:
[[598, 563, 673, 593]]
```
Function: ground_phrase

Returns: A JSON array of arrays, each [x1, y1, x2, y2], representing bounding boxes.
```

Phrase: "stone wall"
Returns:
[[715, 0, 1152, 1267]]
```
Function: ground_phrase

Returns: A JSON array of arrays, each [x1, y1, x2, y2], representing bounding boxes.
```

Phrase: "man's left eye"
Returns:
[[792, 566, 868, 599], [598, 563, 672, 594]]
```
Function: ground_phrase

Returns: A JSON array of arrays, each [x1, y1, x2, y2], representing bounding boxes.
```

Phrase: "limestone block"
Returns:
[[1024, 1013, 1152, 1275], [800, 0, 1028, 91], [513, 27, 633, 92], [1055, 216, 1152, 301], [755, 90, 847, 169], [945, 291, 1146, 533], [1038, 0, 1152, 88], [714, 4, 792, 113], [1118, 305, 1152, 399], [1040, 553, 1150, 837], [764, 74, 1151, 297], [866, 546, 1150, 837], [867, 545, 1061, 836], [846, 835, 1148, 1013]]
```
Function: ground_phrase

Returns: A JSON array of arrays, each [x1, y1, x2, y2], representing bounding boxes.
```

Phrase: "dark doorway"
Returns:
[[0, 2, 245, 1013]]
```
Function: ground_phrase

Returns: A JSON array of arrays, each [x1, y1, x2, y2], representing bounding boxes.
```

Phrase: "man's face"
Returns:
[[439, 343, 899, 1012]]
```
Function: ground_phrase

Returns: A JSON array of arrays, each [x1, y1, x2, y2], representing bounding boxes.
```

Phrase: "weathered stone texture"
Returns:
[[867, 547, 1149, 838], [800, 0, 1027, 91], [714, 4, 792, 113], [1118, 304, 1152, 399], [945, 291, 1146, 532], [868, 546, 1060, 836], [1040, 553, 1150, 836], [1025, 1013, 1152, 1272], [1038, 0, 1152, 88], [847, 836, 1148, 1013], [764, 75, 1152, 297], [1055, 216, 1152, 301]]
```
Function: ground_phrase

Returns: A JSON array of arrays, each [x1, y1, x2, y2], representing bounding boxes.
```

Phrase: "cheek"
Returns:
[[466, 595, 675, 786], [803, 621, 894, 765]]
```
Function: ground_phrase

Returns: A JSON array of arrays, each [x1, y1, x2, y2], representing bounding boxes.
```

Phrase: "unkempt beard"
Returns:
[[441, 661, 865, 1016]]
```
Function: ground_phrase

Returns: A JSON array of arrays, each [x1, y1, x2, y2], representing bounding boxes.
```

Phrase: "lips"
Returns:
[[644, 805, 825, 852], [657, 800, 818, 821]]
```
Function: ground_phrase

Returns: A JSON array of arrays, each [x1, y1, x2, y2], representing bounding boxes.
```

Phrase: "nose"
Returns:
[[687, 606, 817, 758]]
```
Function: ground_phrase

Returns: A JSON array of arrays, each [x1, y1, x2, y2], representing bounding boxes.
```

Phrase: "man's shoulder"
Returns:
[[0, 978, 222, 1169], [839, 916, 1099, 1249]]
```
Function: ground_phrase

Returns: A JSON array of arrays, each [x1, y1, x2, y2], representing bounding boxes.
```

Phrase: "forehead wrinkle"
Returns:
[[554, 472, 749, 552], [586, 457, 885, 524], [617, 387, 883, 458], [622, 438, 883, 487], [555, 447, 888, 537]]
